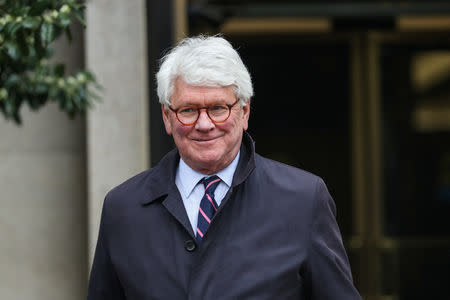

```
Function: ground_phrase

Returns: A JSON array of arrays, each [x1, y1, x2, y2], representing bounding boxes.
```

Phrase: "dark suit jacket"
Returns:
[[87, 133, 361, 299]]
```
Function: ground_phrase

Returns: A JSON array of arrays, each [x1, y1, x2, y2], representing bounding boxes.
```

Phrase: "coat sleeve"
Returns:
[[304, 178, 362, 299], [87, 197, 126, 300]]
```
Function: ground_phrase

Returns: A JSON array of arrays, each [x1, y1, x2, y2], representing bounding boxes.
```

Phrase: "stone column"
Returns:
[[85, 0, 150, 266]]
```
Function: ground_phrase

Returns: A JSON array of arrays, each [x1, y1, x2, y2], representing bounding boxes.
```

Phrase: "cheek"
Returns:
[[225, 116, 245, 133], [174, 124, 192, 139]]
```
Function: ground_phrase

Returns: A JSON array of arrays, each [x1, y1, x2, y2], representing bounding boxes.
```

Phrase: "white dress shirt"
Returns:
[[175, 151, 240, 233]]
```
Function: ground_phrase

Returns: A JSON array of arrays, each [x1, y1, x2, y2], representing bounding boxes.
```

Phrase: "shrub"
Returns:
[[0, 0, 100, 124]]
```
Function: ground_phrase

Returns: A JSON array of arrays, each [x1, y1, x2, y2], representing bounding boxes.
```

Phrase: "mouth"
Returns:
[[191, 136, 220, 143]]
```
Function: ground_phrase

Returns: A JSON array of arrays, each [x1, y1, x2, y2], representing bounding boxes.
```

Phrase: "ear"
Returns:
[[161, 104, 173, 135], [242, 100, 250, 131]]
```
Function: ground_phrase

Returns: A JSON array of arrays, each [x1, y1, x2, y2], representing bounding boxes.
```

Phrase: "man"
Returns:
[[87, 35, 361, 299]]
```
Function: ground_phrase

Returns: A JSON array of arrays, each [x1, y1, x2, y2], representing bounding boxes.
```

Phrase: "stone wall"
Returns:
[[0, 23, 87, 300]]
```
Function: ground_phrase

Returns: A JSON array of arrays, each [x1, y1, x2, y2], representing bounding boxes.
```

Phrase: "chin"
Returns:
[[189, 153, 224, 172], [197, 153, 222, 166]]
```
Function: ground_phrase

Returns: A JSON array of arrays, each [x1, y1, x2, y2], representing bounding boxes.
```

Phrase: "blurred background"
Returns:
[[1, 0, 450, 299]]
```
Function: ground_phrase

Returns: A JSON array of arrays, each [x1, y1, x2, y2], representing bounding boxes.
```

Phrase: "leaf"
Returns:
[[65, 96, 74, 112], [18, 6, 31, 16], [84, 71, 96, 81], [57, 92, 65, 108], [87, 90, 101, 101], [73, 11, 86, 27], [28, 96, 40, 110], [33, 30, 46, 57], [73, 94, 81, 109], [16, 31, 29, 57], [45, 46, 55, 59], [29, 0, 53, 15], [5, 41, 21, 60], [12, 97, 22, 123], [5, 98, 15, 116], [64, 26, 72, 42], [49, 86, 58, 98], [79, 85, 87, 99], [13, 111, 22, 124], [35, 83, 47, 94], [72, 3, 86, 10], [27, 44, 37, 58], [40, 22, 55, 45], [5, 22, 22, 36], [54, 64, 65, 77], [23, 17, 41, 29], [58, 12, 71, 27], [5, 74, 20, 86]]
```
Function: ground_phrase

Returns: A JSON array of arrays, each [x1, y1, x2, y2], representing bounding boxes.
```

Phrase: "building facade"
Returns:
[[1, 1, 450, 299]]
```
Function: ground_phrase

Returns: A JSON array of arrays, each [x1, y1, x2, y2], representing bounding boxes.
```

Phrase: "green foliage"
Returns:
[[0, 0, 100, 124]]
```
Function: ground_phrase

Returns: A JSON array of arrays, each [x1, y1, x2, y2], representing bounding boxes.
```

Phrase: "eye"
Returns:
[[178, 106, 196, 114], [209, 104, 228, 112]]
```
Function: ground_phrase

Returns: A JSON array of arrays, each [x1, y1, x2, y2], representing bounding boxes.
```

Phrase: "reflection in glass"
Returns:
[[380, 43, 450, 300], [381, 46, 450, 236], [231, 36, 352, 236]]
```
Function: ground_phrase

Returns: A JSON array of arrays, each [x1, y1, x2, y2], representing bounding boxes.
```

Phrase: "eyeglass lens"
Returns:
[[177, 104, 230, 124]]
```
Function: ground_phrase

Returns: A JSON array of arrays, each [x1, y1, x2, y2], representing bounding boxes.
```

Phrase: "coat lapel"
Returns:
[[162, 186, 196, 238], [140, 148, 195, 238], [214, 131, 256, 217]]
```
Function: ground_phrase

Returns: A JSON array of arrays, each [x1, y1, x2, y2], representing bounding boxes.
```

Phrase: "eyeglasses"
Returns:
[[169, 100, 239, 126]]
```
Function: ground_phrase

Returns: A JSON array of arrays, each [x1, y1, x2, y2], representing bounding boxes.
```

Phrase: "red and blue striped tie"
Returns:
[[196, 175, 221, 243]]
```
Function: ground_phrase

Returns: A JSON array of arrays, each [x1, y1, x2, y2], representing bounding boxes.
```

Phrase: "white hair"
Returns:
[[156, 35, 254, 107]]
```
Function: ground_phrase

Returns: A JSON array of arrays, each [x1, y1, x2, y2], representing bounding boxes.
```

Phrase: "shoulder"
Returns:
[[250, 154, 330, 210], [254, 153, 321, 186], [103, 168, 156, 209], [104, 149, 178, 209], [108, 168, 155, 197]]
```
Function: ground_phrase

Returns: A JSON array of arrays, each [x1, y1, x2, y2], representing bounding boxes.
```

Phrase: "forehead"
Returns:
[[171, 77, 235, 106]]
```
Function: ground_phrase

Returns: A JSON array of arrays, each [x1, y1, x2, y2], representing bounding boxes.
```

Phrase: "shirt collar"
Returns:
[[177, 151, 240, 198]]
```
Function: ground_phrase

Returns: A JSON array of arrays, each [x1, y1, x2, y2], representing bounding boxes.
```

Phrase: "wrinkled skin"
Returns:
[[162, 77, 250, 174]]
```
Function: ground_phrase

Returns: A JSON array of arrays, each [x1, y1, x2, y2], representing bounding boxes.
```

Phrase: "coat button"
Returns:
[[184, 239, 196, 252]]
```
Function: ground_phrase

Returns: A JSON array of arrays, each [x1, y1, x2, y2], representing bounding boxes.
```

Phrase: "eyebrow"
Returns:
[[178, 99, 229, 106]]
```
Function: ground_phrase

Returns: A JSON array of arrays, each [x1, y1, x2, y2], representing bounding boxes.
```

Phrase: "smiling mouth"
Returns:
[[192, 136, 219, 142]]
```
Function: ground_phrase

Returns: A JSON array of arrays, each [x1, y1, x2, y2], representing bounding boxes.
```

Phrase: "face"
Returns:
[[162, 77, 250, 174]]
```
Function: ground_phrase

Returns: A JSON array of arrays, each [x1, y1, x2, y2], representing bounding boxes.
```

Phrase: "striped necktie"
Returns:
[[196, 175, 221, 243]]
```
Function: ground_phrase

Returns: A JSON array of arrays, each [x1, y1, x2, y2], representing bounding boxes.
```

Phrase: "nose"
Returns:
[[194, 109, 215, 131]]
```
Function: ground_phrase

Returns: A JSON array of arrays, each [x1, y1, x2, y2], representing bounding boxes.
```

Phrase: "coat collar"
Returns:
[[140, 131, 256, 205]]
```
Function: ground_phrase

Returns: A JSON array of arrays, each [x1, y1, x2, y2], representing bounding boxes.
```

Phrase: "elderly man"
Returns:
[[87, 35, 361, 299]]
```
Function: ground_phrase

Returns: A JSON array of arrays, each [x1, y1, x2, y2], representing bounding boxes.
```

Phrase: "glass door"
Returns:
[[359, 31, 450, 300]]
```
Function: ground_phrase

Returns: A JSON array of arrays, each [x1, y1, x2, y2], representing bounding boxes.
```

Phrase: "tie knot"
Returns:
[[202, 175, 221, 193]]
